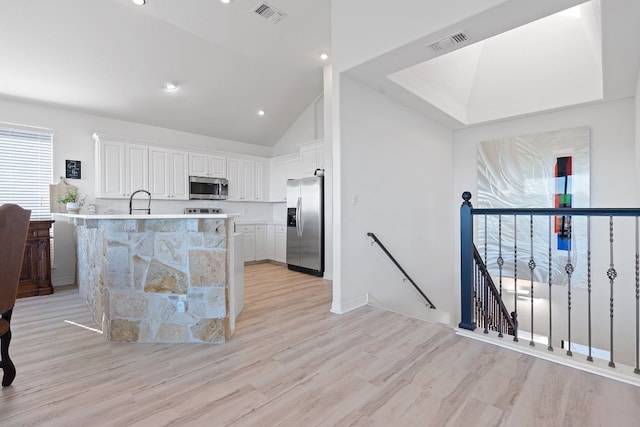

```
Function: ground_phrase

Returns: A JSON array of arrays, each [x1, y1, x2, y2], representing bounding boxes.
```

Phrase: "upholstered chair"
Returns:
[[0, 203, 31, 387]]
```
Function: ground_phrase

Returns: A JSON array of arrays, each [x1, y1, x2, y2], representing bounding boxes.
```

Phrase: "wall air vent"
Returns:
[[428, 32, 468, 53], [254, 3, 286, 24]]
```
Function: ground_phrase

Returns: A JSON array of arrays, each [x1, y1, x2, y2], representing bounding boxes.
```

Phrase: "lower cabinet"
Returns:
[[255, 225, 267, 261], [236, 223, 286, 264], [237, 225, 256, 262], [274, 225, 286, 264], [18, 220, 54, 298]]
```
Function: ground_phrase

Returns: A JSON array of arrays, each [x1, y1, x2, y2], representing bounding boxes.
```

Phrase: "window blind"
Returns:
[[0, 125, 53, 219]]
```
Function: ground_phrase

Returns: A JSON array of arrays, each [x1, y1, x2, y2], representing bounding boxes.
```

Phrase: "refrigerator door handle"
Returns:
[[299, 197, 304, 236], [296, 196, 302, 237]]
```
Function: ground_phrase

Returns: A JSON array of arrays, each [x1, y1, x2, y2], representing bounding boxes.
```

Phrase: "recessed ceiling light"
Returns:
[[319, 52, 330, 61], [164, 82, 179, 91], [257, 109, 265, 116], [132, 0, 146, 5], [220, 0, 231, 4]]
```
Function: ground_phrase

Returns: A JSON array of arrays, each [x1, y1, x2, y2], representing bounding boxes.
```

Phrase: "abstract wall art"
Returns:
[[477, 127, 590, 287]]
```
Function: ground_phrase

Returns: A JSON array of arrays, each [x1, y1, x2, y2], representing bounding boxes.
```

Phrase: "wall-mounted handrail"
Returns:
[[366, 232, 436, 309]]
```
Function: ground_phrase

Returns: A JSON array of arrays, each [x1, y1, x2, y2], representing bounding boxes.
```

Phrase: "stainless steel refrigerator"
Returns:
[[286, 176, 324, 276]]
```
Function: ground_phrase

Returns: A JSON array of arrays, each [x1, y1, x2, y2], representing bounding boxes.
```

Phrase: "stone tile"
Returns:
[[144, 260, 188, 294], [189, 232, 204, 248], [110, 319, 140, 342], [107, 246, 131, 288], [110, 291, 149, 319], [198, 219, 225, 233], [189, 249, 226, 286], [147, 295, 176, 321], [191, 318, 225, 343], [144, 219, 195, 233], [131, 232, 154, 257], [132, 255, 148, 290], [204, 232, 226, 249], [156, 323, 190, 342], [102, 219, 140, 234], [155, 233, 188, 269], [169, 311, 197, 326], [189, 288, 226, 318]]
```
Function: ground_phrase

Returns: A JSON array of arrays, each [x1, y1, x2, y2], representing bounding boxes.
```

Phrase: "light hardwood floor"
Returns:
[[2, 263, 640, 426]]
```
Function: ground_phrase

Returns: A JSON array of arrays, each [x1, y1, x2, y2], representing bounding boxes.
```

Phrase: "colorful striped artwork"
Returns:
[[555, 156, 572, 250]]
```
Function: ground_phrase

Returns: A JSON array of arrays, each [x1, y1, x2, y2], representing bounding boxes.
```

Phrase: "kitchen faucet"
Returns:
[[129, 189, 151, 215]]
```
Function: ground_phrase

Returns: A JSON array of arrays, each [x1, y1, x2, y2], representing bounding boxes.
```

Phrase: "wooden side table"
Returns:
[[18, 220, 55, 298]]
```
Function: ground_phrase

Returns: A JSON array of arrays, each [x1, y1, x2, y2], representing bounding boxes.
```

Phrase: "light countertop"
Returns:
[[59, 213, 240, 220], [235, 220, 286, 226]]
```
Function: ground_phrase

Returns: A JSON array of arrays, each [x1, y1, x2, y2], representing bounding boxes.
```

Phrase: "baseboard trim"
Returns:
[[456, 328, 640, 388], [331, 294, 368, 314]]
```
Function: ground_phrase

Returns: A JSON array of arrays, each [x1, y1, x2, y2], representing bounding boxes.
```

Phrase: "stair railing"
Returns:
[[473, 244, 517, 337], [459, 191, 640, 375], [367, 232, 436, 309]]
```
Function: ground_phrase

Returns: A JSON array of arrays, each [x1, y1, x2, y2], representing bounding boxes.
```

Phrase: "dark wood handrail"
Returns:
[[367, 232, 436, 309], [472, 244, 516, 335]]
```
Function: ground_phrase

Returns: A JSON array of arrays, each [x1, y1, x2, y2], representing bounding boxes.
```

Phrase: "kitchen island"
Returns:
[[64, 213, 240, 343]]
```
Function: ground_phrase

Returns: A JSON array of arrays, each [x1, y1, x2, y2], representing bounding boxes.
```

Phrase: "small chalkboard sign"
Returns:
[[65, 160, 81, 179]]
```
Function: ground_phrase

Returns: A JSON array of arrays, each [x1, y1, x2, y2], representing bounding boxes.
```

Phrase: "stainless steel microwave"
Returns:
[[189, 176, 228, 200]]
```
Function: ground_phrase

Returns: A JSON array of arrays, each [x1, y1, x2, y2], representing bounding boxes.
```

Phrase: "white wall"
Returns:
[[272, 94, 324, 157], [0, 96, 275, 286], [636, 70, 640, 201], [453, 98, 638, 362], [336, 76, 455, 322]]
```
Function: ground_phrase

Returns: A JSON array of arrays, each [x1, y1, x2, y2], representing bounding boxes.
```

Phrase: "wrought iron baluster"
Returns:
[[607, 216, 617, 368], [635, 216, 639, 374], [513, 215, 518, 342], [498, 215, 504, 338], [483, 264, 489, 334], [529, 215, 536, 347], [636, 216, 640, 375], [484, 215, 488, 267], [566, 216, 574, 357], [587, 217, 593, 362], [483, 214, 488, 333], [548, 215, 553, 352]]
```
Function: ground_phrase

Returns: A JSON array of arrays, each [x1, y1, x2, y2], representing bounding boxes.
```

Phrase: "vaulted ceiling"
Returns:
[[2, 1, 639, 149], [347, 0, 640, 129], [0, 0, 330, 147]]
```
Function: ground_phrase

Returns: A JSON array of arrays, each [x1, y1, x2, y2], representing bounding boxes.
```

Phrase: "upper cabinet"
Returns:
[[94, 135, 149, 198], [149, 147, 189, 200], [227, 157, 265, 201], [299, 140, 324, 178], [269, 154, 300, 202], [189, 152, 226, 178]]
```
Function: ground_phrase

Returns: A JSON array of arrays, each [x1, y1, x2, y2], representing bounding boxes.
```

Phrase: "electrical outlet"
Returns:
[[177, 295, 187, 313]]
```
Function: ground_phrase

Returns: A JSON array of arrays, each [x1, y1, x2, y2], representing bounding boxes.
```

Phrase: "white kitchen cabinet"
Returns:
[[237, 223, 284, 264], [299, 140, 324, 177], [236, 225, 256, 262], [149, 147, 189, 200], [95, 136, 149, 198], [255, 225, 267, 261], [228, 157, 264, 201], [275, 225, 287, 263], [269, 154, 300, 202], [241, 160, 255, 201], [254, 161, 265, 201], [266, 224, 276, 260], [189, 152, 226, 178]]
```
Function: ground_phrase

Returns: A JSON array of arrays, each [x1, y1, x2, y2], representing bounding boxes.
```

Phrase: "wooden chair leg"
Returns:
[[1, 309, 16, 387]]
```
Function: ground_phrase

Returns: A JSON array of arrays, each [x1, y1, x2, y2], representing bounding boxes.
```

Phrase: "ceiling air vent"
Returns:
[[428, 32, 468, 53], [254, 3, 286, 24]]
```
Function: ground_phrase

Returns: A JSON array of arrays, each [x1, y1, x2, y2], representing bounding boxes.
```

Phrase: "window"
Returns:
[[0, 124, 53, 218]]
